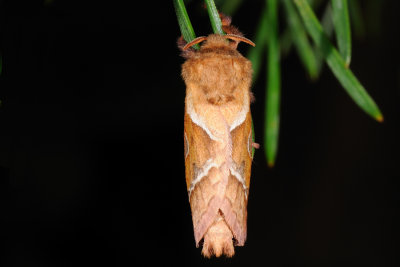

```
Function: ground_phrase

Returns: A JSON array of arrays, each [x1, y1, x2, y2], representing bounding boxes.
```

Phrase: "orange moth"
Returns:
[[179, 16, 258, 257]]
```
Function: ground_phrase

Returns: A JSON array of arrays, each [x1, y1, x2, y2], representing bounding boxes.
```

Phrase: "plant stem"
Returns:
[[173, 0, 199, 49], [265, 0, 280, 167], [205, 0, 224, 34]]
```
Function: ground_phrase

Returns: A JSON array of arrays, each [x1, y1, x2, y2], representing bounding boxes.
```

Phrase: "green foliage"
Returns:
[[331, 0, 352, 67], [247, 6, 269, 82], [173, 0, 198, 49], [264, 0, 280, 167], [173, 0, 383, 166], [283, 0, 318, 79], [205, 0, 224, 34], [294, 0, 383, 122]]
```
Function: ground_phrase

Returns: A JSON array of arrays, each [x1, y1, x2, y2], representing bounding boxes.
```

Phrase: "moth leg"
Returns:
[[252, 143, 260, 149], [219, 13, 232, 27], [219, 13, 243, 36], [249, 92, 256, 103]]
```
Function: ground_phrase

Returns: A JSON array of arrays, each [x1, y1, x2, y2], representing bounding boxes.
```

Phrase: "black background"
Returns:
[[1, 0, 399, 266]]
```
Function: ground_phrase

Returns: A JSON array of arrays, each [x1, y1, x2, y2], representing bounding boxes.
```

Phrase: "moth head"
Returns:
[[183, 34, 255, 51]]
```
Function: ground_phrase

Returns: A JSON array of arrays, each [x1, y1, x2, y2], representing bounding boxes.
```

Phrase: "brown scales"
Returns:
[[180, 14, 257, 258], [181, 35, 253, 107]]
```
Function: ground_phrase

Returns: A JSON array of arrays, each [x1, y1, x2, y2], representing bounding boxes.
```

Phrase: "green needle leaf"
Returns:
[[173, 0, 199, 49], [205, 0, 225, 35], [332, 0, 352, 67], [348, 0, 366, 40], [221, 0, 243, 16], [282, 0, 318, 79], [294, 0, 383, 122], [265, 0, 281, 167], [247, 5, 269, 82], [314, 4, 334, 76]]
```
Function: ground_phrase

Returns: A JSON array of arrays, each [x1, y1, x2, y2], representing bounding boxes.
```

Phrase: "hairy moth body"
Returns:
[[180, 31, 256, 258]]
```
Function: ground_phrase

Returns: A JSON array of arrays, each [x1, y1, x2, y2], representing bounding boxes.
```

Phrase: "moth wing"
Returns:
[[231, 112, 253, 188], [184, 111, 219, 246], [221, 112, 253, 245]]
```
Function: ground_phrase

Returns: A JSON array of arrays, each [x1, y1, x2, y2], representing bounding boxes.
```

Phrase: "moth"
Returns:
[[179, 15, 258, 258]]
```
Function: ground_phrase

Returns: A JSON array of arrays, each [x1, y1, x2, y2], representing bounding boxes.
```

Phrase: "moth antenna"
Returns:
[[183, 36, 207, 50], [177, 36, 195, 58], [226, 34, 256, 47], [177, 36, 187, 50]]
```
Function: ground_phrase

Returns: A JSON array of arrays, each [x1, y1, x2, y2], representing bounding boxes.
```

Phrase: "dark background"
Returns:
[[0, 0, 399, 266]]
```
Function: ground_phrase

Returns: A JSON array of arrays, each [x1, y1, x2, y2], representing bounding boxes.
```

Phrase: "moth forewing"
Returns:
[[181, 31, 255, 258]]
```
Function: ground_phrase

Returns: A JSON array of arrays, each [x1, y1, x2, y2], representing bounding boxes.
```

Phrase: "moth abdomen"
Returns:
[[202, 213, 234, 258]]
